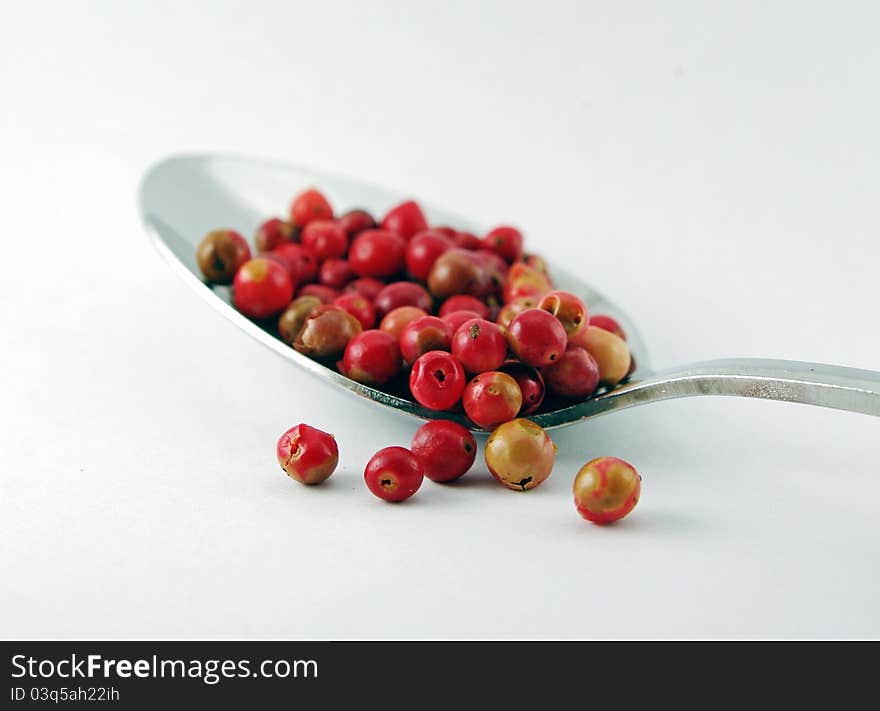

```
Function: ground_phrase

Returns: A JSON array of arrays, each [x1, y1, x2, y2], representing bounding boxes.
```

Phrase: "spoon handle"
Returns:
[[594, 358, 880, 417]]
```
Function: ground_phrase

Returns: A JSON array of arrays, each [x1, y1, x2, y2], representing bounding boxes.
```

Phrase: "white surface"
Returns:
[[1, 1, 879, 639]]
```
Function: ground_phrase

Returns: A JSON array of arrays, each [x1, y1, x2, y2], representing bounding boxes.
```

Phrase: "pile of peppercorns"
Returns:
[[196, 188, 641, 523]]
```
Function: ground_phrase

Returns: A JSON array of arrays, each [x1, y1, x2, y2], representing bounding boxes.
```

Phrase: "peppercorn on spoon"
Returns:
[[139, 154, 880, 431]]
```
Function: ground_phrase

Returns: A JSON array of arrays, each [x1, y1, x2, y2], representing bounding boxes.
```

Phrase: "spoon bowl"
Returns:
[[139, 154, 880, 430]]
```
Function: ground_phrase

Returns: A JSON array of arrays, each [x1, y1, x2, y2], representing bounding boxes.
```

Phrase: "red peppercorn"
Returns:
[[427, 249, 492, 299], [589, 314, 627, 341], [319, 258, 355, 289], [278, 296, 321, 345], [233, 257, 294, 319], [504, 279, 547, 304], [483, 225, 524, 264], [271, 242, 318, 284], [379, 306, 428, 339], [506, 261, 547, 284], [344, 277, 385, 301], [255, 217, 296, 252], [452, 231, 482, 250], [301, 220, 348, 262], [333, 292, 377, 330], [451, 318, 508, 374], [485, 419, 556, 491], [462, 371, 523, 429], [342, 330, 402, 385], [503, 262, 552, 303], [348, 229, 407, 278], [523, 253, 550, 275], [538, 290, 589, 338], [498, 360, 546, 415], [277, 423, 339, 485], [297, 283, 340, 304], [411, 420, 477, 483], [196, 229, 252, 284], [409, 351, 466, 411], [431, 226, 457, 239], [441, 309, 483, 335], [405, 229, 454, 282], [473, 249, 509, 289], [569, 326, 631, 386], [294, 305, 362, 358], [381, 200, 429, 241], [496, 295, 538, 329], [373, 281, 433, 318], [506, 308, 568, 368], [337, 209, 377, 238], [544, 346, 600, 399], [438, 295, 490, 320], [573, 457, 641, 524], [364, 446, 424, 502], [399, 316, 453, 365], [290, 188, 333, 227]]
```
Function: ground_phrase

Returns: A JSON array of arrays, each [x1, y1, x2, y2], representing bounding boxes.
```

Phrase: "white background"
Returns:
[[2, 1, 879, 639]]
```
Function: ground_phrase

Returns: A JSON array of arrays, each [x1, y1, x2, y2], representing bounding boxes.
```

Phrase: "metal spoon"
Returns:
[[139, 154, 880, 431]]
